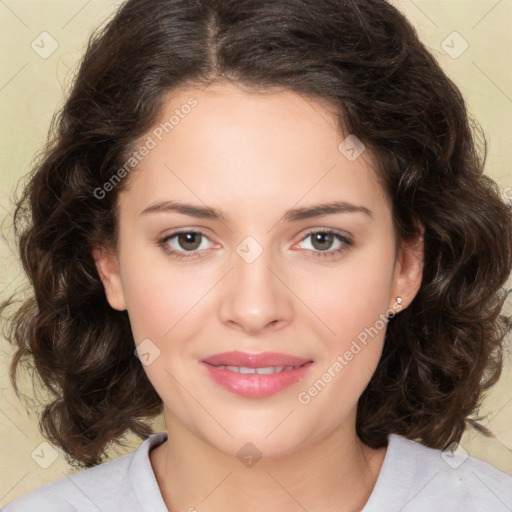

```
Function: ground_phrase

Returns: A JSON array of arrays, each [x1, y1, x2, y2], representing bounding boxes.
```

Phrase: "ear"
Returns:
[[92, 245, 127, 311], [390, 227, 424, 311]]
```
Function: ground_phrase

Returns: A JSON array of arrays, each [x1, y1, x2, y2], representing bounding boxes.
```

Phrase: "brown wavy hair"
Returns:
[[2, 0, 511, 467]]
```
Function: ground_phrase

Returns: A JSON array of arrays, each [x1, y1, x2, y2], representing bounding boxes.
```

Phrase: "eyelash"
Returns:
[[158, 229, 353, 261]]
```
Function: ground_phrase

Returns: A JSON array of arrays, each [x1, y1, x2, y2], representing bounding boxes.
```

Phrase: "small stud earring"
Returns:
[[396, 297, 403, 305]]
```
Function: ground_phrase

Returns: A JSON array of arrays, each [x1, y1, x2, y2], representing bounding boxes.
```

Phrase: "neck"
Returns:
[[150, 410, 387, 512]]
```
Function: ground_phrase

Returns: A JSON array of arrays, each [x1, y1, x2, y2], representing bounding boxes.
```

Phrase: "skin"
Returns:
[[94, 81, 424, 512]]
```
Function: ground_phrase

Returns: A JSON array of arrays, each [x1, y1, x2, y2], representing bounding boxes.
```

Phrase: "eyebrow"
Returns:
[[140, 200, 373, 222]]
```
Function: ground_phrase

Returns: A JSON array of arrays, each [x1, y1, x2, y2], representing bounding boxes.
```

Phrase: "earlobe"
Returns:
[[92, 245, 127, 311], [391, 229, 424, 310]]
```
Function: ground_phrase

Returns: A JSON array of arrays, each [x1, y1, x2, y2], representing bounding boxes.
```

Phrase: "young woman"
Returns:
[[2, 0, 511, 511]]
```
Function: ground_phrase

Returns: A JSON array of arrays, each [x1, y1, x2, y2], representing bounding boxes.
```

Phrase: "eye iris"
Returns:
[[178, 232, 201, 251], [312, 232, 333, 251]]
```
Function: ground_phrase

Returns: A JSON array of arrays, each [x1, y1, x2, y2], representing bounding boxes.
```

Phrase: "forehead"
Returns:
[[119, 82, 389, 220]]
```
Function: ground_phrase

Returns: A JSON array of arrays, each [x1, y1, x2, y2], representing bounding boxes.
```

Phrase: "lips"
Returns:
[[201, 351, 314, 398]]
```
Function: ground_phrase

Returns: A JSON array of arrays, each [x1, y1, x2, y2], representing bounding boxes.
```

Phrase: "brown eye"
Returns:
[[310, 232, 335, 251], [158, 230, 212, 260], [176, 232, 202, 251], [296, 229, 352, 260]]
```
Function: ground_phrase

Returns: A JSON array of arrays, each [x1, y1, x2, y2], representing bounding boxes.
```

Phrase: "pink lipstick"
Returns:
[[201, 351, 313, 398]]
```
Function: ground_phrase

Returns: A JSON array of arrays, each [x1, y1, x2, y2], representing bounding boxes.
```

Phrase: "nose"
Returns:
[[217, 243, 293, 335]]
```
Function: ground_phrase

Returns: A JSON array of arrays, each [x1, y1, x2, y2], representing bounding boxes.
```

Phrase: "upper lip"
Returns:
[[202, 351, 313, 368]]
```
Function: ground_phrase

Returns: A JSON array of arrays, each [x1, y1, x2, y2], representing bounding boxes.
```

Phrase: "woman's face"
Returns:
[[95, 81, 423, 458]]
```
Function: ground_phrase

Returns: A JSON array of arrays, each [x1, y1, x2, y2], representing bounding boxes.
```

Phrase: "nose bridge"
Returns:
[[218, 235, 292, 332]]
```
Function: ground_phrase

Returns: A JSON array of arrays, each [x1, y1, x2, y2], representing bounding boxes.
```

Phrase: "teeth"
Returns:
[[238, 366, 256, 374], [216, 365, 297, 374], [256, 366, 283, 374]]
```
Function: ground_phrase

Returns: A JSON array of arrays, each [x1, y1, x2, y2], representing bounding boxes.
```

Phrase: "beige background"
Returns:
[[1, 0, 511, 505]]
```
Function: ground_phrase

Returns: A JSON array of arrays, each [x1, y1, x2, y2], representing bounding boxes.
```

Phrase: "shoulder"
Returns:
[[2, 433, 168, 512], [363, 434, 512, 512]]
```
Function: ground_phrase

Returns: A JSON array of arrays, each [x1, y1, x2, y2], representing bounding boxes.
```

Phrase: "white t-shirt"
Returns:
[[3, 432, 511, 511]]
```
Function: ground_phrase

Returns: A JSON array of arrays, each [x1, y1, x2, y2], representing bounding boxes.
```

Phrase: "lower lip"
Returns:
[[201, 361, 313, 398]]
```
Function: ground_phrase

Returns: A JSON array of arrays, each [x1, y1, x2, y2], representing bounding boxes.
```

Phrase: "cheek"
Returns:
[[294, 236, 395, 402], [296, 236, 396, 345], [119, 244, 209, 343]]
